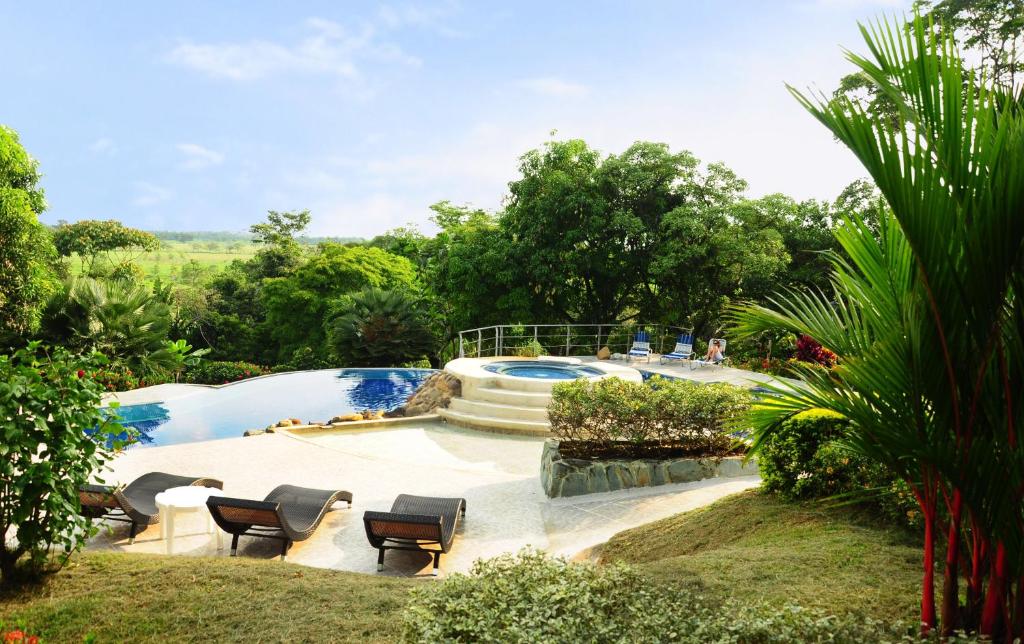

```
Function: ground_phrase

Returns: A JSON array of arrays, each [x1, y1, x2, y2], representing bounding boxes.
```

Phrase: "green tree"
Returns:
[[248, 210, 311, 278], [327, 288, 435, 367], [0, 125, 58, 339], [52, 219, 159, 278], [834, 1, 1024, 121], [503, 139, 746, 324], [731, 16, 1024, 638], [261, 244, 419, 361], [0, 343, 129, 584]]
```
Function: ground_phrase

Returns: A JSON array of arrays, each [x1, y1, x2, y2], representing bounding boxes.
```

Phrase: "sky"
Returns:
[[1, 0, 912, 238]]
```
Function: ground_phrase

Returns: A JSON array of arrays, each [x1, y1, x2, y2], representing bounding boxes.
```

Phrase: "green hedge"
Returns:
[[183, 360, 266, 385], [548, 376, 751, 459], [403, 549, 926, 643]]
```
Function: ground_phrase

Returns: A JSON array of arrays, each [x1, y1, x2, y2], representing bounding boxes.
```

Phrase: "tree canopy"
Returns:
[[0, 125, 58, 340]]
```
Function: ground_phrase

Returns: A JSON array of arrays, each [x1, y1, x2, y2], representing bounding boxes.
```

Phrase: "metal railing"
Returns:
[[456, 324, 692, 358]]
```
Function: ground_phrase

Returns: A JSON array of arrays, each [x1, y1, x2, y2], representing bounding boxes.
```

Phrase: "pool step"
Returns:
[[437, 407, 552, 436], [448, 398, 549, 422], [473, 386, 552, 408]]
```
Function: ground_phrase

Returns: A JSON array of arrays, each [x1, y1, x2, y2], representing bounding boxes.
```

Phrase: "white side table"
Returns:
[[155, 486, 224, 554]]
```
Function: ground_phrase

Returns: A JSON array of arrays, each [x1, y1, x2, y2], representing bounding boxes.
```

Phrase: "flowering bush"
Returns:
[[2, 628, 40, 644], [183, 360, 266, 385], [548, 376, 751, 459], [89, 365, 170, 392], [0, 343, 130, 584], [795, 334, 837, 368]]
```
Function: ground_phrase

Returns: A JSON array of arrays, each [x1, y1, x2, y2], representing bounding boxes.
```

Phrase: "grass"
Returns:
[[0, 553, 414, 643], [0, 491, 923, 641], [598, 489, 923, 623]]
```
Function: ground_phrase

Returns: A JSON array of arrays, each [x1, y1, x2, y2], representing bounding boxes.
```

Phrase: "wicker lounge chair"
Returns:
[[363, 494, 466, 576], [206, 485, 352, 560], [79, 471, 224, 544]]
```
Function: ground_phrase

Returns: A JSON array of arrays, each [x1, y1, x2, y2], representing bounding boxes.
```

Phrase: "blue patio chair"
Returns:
[[690, 338, 728, 370], [660, 334, 694, 364], [627, 330, 652, 362]]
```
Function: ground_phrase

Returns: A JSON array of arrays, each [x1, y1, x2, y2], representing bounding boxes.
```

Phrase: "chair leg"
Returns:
[[280, 539, 291, 561], [230, 534, 239, 556], [431, 552, 441, 577], [377, 548, 385, 572], [128, 521, 139, 545]]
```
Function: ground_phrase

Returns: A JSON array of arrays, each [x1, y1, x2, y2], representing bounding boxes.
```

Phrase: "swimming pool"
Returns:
[[105, 368, 433, 448], [483, 360, 604, 380]]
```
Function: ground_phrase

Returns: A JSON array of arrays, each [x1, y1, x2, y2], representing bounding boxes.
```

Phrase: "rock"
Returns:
[[384, 407, 406, 418], [611, 352, 625, 360], [289, 418, 302, 425], [540, 438, 749, 498], [596, 346, 611, 360], [403, 372, 462, 416], [330, 413, 365, 423], [243, 429, 265, 437], [277, 419, 293, 427]]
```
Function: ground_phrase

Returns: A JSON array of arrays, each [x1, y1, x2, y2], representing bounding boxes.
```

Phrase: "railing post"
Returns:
[[596, 325, 603, 351], [565, 326, 571, 356], [459, 333, 464, 358], [477, 329, 482, 358], [495, 327, 500, 356]]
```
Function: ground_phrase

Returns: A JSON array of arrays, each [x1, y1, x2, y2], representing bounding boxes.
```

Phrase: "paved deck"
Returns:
[[580, 355, 799, 389], [86, 420, 758, 576]]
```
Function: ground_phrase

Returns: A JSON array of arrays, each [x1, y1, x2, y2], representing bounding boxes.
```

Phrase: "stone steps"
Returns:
[[469, 386, 552, 408], [448, 397, 548, 422], [437, 408, 552, 436]]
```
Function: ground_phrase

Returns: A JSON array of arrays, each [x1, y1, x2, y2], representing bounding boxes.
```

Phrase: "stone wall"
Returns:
[[540, 439, 758, 498], [391, 371, 462, 417]]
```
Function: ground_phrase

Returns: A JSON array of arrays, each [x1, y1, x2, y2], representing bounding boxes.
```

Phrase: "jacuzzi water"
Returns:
[[103, 368, 433, 448], [483, 360, 604, 380]]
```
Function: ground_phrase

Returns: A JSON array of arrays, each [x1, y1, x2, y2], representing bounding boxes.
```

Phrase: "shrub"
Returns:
[[183, 360, 266, 384], [795, 334, 836, 368], [0, 343, 130, 584], [403, 549, 925, 643], [513, 338, 547, 357], [548, 376, 751, 459], [757, 409, 917, 524]]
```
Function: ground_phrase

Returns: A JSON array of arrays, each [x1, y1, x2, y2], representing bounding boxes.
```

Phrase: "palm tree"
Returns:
[[327, 288, 435, 367], [730, 15, 1024, 638], [44, 278, 177, 377]]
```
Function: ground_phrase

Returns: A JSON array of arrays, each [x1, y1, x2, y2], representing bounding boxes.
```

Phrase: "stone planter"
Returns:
[[540, 439, 758, 498]]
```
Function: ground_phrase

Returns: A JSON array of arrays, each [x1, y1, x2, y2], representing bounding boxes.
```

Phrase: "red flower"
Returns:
[[223, 381, 229, 384], [26, 637, 38, 644], [5, 630, 25, 642], [77, 369, 85, 378]]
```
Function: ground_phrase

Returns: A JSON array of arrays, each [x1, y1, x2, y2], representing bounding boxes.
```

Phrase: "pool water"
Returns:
[[104, 368, 433, 448], [483, 360, 604, 380]]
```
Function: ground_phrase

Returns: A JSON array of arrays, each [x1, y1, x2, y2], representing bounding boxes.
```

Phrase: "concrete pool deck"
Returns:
[[86, 420, 759, 576]]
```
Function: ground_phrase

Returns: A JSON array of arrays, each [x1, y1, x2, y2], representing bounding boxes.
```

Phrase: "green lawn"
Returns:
[[0, 491, 923, 641], [0, 553, 415, 643], [598, 489, 923, 623]]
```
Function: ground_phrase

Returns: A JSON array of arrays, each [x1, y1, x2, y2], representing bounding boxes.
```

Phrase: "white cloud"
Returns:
[[165, 17, 418, 81], [176, 143, 225, 170], [132, 181, 173, 207], [89, 137, 116, 154], [515, 77, 589, 98]]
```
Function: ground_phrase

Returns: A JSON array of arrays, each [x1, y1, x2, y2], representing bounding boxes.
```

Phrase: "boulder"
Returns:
[[243, 429, 265, 437], [276, 419, 293, 427], [403, 372, 462, 416], [596, 346, 611, 360], [289, 418, 303, 425]]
